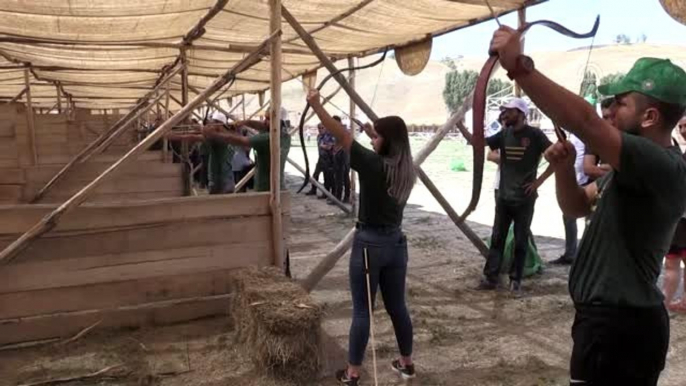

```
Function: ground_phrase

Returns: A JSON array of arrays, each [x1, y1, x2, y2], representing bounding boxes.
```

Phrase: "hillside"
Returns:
[[241, 43, 686, 128]]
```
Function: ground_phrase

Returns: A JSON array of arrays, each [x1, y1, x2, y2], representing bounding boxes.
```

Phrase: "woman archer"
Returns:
[[307, 89, 417, 385]]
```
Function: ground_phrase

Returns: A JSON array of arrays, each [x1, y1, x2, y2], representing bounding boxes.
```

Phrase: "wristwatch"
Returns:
[[507, 55, 535, 80]]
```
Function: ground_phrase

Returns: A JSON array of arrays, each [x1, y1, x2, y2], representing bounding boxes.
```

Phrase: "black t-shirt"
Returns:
[[570, 133, 686, 307], [486, 125, 552, 203], [350, 141, 404, 227]]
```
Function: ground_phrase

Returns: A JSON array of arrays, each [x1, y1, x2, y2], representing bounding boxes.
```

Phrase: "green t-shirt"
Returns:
[[487, 125, 552, 202], [570, 133, 686, 307], [207, 140, 235, 194], [248, 131, 291, 192], [350, 141, 404, 227]]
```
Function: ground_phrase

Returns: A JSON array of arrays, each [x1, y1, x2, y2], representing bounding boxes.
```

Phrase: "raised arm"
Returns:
[[490, 26, 622, 170], [306, 90, 353, 151]]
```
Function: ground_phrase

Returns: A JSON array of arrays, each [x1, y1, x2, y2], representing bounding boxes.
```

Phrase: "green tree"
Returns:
[[614, 34, 631, 45], [442, 69, 511, 113]]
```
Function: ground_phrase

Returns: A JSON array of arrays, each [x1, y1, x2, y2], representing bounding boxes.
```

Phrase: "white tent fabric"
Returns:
[[0, 0, 545, 109]]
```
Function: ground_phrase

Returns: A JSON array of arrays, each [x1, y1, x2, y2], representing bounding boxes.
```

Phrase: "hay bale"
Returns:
[[230, 267, 323, 382]]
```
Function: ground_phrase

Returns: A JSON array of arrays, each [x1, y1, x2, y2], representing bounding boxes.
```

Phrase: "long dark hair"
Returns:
[[374, 116, 416, 204]]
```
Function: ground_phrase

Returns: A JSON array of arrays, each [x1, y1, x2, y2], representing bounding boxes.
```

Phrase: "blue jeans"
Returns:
[[348, 227, 413, 366]]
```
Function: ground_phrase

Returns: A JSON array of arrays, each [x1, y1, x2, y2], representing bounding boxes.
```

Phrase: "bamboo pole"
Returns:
[[163, 84, 170, 162], [0, 32, 277, 265], [31, 66, 183, 203], [282, 6, 377, 121], [269, 0, 285, 272], [242, 94, 246, 119], [7, 87, 27, 104], [56, 83, 62, 113], [180, 50, 192, 196], [23, 67, 37, 165], [348, 57, 358, 216], [415, 167, 488, 257], [169, 94, 204, 121]]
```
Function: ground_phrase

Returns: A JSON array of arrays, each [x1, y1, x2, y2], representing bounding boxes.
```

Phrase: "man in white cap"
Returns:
[[203, 106, 291, 192], [456, 97, 553, 293]]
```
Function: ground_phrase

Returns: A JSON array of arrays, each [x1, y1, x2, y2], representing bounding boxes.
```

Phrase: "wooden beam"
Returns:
[[168, 94, 204, 121], [31, 66, 183, 203], [242, 94, 246, 120], [282, 5, 379, 121], [414, 167, 488, 257], [7, 87, 27, 104], [0, 32, 278, 265], [163, 84, 171, 162], [23, 67, 38, 165], [56, 83, 62, 113], [348, 56, 358, 216], [269, 0, 285, 272]]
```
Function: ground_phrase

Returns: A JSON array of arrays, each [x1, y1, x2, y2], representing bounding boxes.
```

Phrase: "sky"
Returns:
[[430, 0, 686, 60]]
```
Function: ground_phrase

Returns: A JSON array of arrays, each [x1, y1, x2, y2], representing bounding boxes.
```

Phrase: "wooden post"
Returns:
[[56, 83, 62, 114], [242, 94, 246, 119], [180, 49, 191, 196], [23, 67, 38, 165], [0, 32, 277, 265], [348, 57, 358, 216], [32, 66, 183, 202], [269, 0, 285, 272], [163, 83, 170, 162], [7, 87, 27, 104], [414, 167, 488, 257], [514, 8, 526, 98]]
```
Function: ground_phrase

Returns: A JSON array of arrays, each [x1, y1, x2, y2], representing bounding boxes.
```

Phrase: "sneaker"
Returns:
[[509, 280, 522, 297], [335, 369, 359, 385], [475, 278, 498, 291], [550, 255, 574, 265], [391, 359, 416, 380]]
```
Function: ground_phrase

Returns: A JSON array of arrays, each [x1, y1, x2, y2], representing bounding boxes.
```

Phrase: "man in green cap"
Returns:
[[490, 26, 686, 385]]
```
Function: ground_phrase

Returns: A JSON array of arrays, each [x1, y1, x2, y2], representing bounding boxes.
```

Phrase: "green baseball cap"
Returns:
[[598, 57, 686, 106]]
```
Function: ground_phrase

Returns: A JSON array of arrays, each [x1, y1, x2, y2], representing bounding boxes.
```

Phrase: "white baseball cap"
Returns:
[[499, 98, 529, 116], [210, 111, 228, 124]]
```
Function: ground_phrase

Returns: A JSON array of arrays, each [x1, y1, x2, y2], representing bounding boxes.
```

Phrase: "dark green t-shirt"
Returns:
[[248, 131, 291, 192], [570, 133, 686, 307], [350, 141, 404, 227], [487, 125, 552, 202], [207, 139, 235, 193]]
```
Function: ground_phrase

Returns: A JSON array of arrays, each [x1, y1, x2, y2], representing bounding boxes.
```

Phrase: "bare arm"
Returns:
[[306, 90, 352, 151], [203, 128, 251, 147], [491, 26, 622, 170], [487, 149, 500, 164], [583, 154, 611, 179], [545, 141, 596, 218], [361, 122, 378, 139]]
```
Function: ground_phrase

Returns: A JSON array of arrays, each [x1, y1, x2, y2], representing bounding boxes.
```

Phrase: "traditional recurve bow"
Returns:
[[462, 16, 600, 222], [296, 49, 389, 193]]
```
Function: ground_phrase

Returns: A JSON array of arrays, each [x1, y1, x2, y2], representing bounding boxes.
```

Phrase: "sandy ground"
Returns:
[[2, 138, 685, 386]]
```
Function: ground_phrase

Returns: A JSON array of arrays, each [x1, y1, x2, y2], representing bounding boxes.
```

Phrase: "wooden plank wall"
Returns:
[[0, 193, 290, 345], [0, 103, 183, 203]]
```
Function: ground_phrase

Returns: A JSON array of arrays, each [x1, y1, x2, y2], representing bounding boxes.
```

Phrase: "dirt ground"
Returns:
[[2, 138, 686, 385]]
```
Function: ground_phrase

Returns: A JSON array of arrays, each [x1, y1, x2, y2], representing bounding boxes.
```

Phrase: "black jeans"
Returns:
[[348, 226, 413, 366], [562, 215, 578, 258], [570, 304, 669, 385], [483, 198, 536, 283], [311, 157, 333, 193], [333, 150, 351, 201]]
